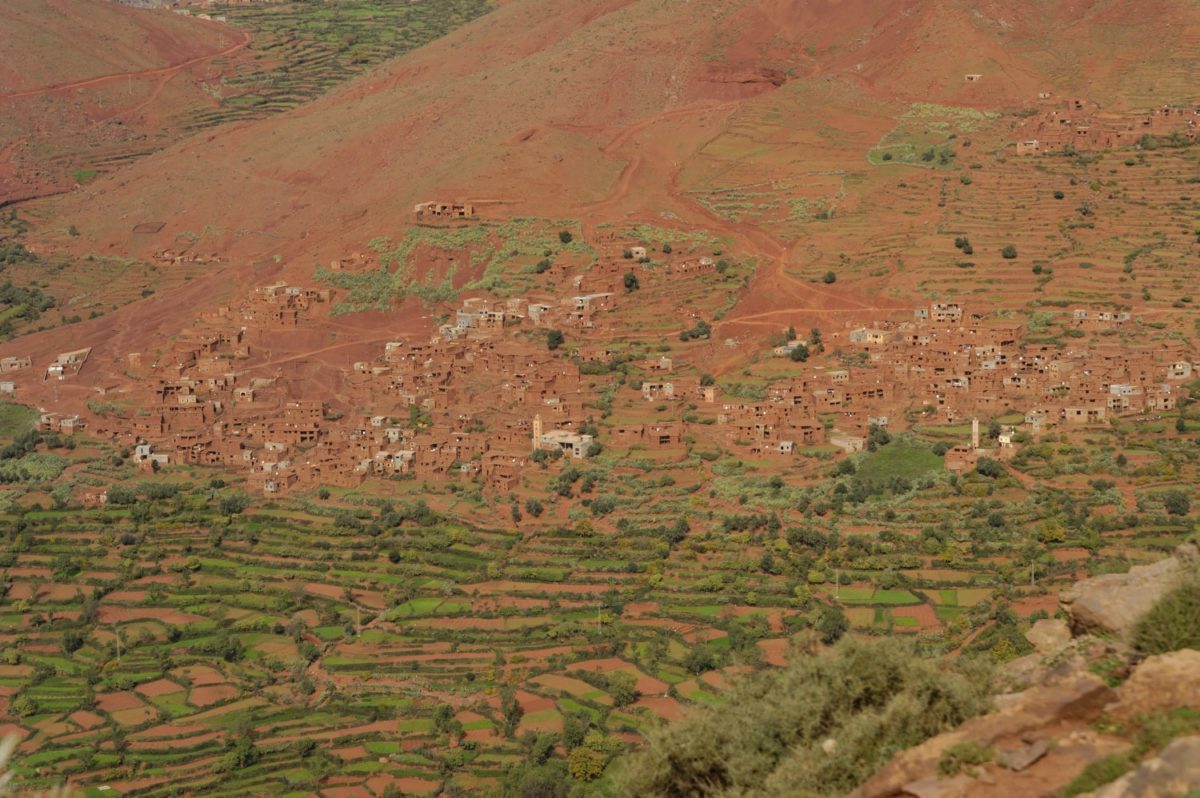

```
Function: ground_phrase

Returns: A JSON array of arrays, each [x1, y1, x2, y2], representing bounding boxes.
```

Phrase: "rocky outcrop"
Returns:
[[853, 547, 1200, 798], [1110, 649, 1200, 722], [1025, 619, 1071, 654], [1060, 544, 1197, 636], [1085, 736, 1200, 798], [849, 671, 1115, 798]]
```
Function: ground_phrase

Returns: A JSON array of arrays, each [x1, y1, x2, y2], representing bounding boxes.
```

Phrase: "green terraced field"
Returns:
[[190, 0, 493, 131]]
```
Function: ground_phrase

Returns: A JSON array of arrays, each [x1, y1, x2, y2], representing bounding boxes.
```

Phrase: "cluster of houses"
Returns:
[[823, 302, 1193, 463], [1014, 99, 1199, 155], [7, 227, 1194, 498]]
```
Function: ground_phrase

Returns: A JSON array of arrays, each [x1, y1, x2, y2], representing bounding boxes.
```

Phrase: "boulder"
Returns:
[[899, 775, 972, 798], [1060, 545, 1197, 636], [998, 738, 1049, 772], [1088, 736, 1200, 798], [849, 671, 1114, 798], [1026, 618, 1071, 654], [1111, 649, 1200, 722]]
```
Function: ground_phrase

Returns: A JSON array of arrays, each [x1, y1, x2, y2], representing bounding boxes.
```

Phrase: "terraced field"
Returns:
[[185, 0, 493, 132], [1, 391, 1196, 794]]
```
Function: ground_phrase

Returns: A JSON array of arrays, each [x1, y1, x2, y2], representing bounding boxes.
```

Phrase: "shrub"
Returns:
[[822, 271, 837, 284], [1162, 489, 1191, 516], [975, 458, 1003, 478], [616, 637, 991, 798], [938, 740, 993, 775], [1000, 245, 1018, 259], [1132, 576, 1200, 656]]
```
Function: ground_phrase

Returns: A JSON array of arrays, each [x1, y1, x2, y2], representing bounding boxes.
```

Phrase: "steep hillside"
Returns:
[[1, 0, 1195, 409], [30, 0, 1198, 260], [0, 0, 246, 202]]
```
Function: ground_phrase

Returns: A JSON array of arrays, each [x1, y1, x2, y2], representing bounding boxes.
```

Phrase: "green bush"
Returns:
[[1132, 576, 1200, 656], [938, 740, 992, 775], [615, 637, 992, 797]]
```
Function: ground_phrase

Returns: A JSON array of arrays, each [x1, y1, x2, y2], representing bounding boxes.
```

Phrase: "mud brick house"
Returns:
[[46, 347, 91, 379], [1014, 100, 1197, 154], [641, 381, 675, 401], [414, 201, 475, 220], [0, 356, 31, 373]]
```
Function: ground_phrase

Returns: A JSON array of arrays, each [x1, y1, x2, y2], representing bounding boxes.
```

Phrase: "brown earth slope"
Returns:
[[0, 0, 246, 202], [5, 0, 1198, 383]]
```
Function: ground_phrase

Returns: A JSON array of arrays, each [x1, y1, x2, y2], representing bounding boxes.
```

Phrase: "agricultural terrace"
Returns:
[[0, 384, 1197, 794], [186, 0, 493, 131]]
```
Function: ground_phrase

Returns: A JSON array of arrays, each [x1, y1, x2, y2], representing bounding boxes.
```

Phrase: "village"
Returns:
[[1013, 98, 1198, 155], [5, 224, 1194, 501]]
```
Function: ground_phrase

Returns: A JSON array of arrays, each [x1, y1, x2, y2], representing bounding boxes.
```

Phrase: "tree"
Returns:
[[221, 733, 260, 771], [817, 604, 848, 644], [558, 230, 573, 244], [661, 242, 673, 254], [561, 713, 589, 750], [219, 492, 251, 516], [62, 629, 86, 654], [623, 272, 640, 292], [975, 458, 1004, 478], [1163, 489, 1191, 517], [1000, 245, 1018, 259], [567, 743, 607, 782], [525, 498, 544, 517], [699, 373, 715, 387], [567, 731, 619, 782], [608, 671, 639, 707], [786, 325, 797, 341], [789, 344, 809, 362], [822, 271, 837, 284], [546, 330, 565, 351], [501, 688, 524, 738], [683, 645, 716, 674]]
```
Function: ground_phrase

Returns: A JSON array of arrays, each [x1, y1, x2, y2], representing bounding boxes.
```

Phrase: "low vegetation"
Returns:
[[616, 637, 992, 797]]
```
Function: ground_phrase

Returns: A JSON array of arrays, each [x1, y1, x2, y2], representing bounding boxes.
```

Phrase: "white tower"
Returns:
[[532, 415, 543, 452]]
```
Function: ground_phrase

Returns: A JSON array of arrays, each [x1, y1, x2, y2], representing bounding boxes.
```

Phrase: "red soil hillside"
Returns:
[[0, 0, 246, 202], [28, 0, 1198, 255], [5, 0, 1197, 378]]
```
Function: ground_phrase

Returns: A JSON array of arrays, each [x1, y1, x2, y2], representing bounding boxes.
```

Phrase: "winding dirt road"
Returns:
[[0, 27, 251, 101]]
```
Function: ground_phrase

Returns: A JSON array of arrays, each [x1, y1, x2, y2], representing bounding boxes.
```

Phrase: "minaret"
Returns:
[[532, 414, 543, 452], [971, 418, 980, 450]]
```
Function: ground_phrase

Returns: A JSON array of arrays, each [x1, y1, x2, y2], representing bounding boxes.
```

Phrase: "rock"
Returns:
[[899, 775, 973, 798], [999, 653, 1045, 691], [849, 671, 1115, 798], [1026, 618, 1072, 654], [1089, 736, 1200, 798], [1059, 551, 1189, 636], [998, 738, 1049, 771], [1111, 649, 1200, 722]]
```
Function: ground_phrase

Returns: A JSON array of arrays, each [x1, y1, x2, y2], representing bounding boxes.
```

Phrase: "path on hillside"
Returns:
[[0, 27, 251, 101], [577, 95, 904, 337]]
